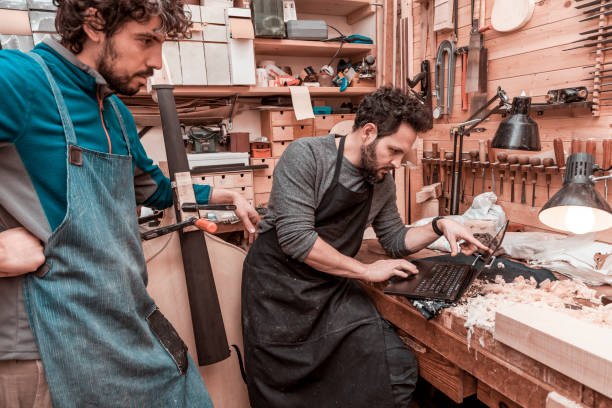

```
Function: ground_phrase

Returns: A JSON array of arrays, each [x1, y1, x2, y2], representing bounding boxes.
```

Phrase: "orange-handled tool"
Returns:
[[195, 218, 218, 233]]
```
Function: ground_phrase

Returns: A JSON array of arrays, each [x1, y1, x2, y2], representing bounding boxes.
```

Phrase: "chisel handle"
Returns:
[[478, 140, 487, 163], [487, 139, 496, 164], [553, 138, 566, 168], [195, 218, 218, 233], [571, 138, 583, 155], [586, 139, 597, 161], [603, 139, 612, 170]]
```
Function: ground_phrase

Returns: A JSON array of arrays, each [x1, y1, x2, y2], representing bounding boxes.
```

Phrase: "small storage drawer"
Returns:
[[271, 141, 290, 158], [253, 175, 273, 193], [250, 157, 275, 176], [270, 126, 294, 141], [213, 172, 253, 188]]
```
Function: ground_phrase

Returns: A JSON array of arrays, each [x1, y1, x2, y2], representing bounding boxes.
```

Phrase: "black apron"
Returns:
[[242, 136, 395, 408]]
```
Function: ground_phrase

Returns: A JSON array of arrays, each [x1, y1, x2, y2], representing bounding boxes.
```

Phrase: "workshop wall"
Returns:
[[403, 0, 612, 243]]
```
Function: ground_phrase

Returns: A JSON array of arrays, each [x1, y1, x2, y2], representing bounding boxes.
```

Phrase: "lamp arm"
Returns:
[[590, 174, 612, 182]]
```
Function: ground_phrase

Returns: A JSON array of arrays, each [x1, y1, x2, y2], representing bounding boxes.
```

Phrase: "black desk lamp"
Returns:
[[539, 152, 612, 234], [491, 96, 541, 151]]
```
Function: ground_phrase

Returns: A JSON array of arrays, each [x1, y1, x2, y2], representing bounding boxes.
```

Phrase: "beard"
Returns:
[[360, 139, 393, 184], [97, 39, 153, 96]]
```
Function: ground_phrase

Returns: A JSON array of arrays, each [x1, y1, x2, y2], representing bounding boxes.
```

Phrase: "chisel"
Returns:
[[478, 140, 487, 193], [469, 150, 479, 196], [569, 32, 612, 45], [543, 158, 556, 200], [487, 140, 496, 194], [508, 155, 519, 203], [586, 138, 597, 161], [577, 0, 612, 9], [579, 9, 612, 23], [530, 157, 543, 208], [580, 2, 612, 15], [497, 152, 508, 196], [603, 139, 612, 199], [564, 38, 612, 51], [571, 138, 584, 155], [580, 25, 612, 36], [519, 155, 530, 205]]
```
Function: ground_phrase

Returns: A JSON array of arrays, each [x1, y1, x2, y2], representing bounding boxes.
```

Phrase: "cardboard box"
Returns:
[[0, 9, 31, 35], [28, 10, 55, 32], [0, 34, 33, 51], [202, 5, 227, 24], [203, 24, 228, 42], [26, 0, 55, 10], [0, 0, 27, 10], [228, 38, 255, 85], [32, 32, 58, 44], [179, 41, 207, 85]]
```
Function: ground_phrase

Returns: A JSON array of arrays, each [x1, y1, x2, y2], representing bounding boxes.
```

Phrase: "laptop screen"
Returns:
[[479, 220, 509, 267]]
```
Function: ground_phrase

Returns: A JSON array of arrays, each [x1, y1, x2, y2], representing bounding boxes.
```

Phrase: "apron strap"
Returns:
[[334, 136, 347, 184], [27, 52, 77, 146], [108, 97, 132, 157]]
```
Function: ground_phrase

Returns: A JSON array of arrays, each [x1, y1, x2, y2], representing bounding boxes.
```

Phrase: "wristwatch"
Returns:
[[431, 216, 445, 236]]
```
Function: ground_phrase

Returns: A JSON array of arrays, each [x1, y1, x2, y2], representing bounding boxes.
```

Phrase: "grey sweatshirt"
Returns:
[[259, 134, 411, 261]]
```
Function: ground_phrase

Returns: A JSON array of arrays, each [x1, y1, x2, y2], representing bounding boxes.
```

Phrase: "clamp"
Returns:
[[433, 40, 456, 119]]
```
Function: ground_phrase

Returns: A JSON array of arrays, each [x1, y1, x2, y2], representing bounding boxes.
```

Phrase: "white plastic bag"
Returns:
[[409, 192, 506, 252]]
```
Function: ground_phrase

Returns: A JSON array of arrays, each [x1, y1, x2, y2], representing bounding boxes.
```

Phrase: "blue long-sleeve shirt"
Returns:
[[0, 39, 210, 232]]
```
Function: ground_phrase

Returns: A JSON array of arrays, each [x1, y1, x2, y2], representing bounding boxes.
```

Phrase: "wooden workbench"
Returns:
[[355, 242, 612, 408]]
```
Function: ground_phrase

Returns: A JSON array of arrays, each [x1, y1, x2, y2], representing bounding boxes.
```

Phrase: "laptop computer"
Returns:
[[383, 220, 509, 303]]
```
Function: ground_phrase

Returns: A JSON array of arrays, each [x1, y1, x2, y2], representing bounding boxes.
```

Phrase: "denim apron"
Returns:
[[242, 136, 395, 408], [22, 53, 213, 408]]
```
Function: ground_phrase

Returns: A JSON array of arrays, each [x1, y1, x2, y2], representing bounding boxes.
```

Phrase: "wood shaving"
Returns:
[[452, 275, 612, 346]]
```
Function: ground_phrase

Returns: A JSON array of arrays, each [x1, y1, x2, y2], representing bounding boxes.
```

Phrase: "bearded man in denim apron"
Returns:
[[242, 88, 490, 408], [0, 1, 260, 407]]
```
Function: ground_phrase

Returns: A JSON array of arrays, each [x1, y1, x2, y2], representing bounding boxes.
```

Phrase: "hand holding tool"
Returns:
[[543, 157, 556, 200], [508, 154, 519, 203], [141, 217, 218, 240], [530, 157, 543, 208], [519, 155, 531, 204], [469, 149, 479, 195], [497, 152, 508, 196]]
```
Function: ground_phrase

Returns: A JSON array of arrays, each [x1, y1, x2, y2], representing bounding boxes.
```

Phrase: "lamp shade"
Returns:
[[491, 96, 541, 151], [539, 153, 612, 234]]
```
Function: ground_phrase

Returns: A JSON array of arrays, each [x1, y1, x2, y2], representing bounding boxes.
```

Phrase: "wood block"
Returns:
[[494, 304, 612, 399], [433, 0, 454, 33], [403, 333, 477, 403], [202, 5, 226, 24], [203, 24, 228, 42], [253, 175, 273, 194], [250, 157, 275, 176], [271, 141, 290, 157], [204, 42, 231, 85], [174, 171, 200, 232], [415, 182, 442, 204], [254, 192, 270, 207], [191, 174, 215, 186], [270, 126, 294, 141], [420, 198, 440, 219], [294, 125, 314, 139]]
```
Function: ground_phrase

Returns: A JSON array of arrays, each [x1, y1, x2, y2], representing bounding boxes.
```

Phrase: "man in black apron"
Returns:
[[242, 88, 489, 407]]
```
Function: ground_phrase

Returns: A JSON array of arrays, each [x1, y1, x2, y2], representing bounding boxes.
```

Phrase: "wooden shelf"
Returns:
[[294, 0, 375, 20], [141, 86, 377, 98], [254, 38, 374, 58]]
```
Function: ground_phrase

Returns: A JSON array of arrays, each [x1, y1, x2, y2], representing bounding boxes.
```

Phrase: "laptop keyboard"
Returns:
[[415, 264, 467, 297]]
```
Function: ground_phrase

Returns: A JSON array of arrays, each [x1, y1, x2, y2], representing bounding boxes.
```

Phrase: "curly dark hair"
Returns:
[[53, 0, 193, 54], [353, 87, 433, 137]]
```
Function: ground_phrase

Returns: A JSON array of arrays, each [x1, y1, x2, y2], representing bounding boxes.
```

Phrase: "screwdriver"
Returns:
[[508, 155, 519, 203], [530, 157, 543, 208], [445, 152, 454, 196], [543, 158, 556, 200], [519, 155, 531, 205]]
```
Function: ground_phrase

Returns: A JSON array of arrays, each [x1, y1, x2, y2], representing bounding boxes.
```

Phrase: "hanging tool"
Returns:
[[469, 150, 479, 196], [181, 203, 237, 212], [579, 1, 612, 15], [543, 158, 556, 200], [530, 157, 543, 208], [554, 138, 566, 170], [433, 40, 457, 119], [478, 140, 487, 193], [423, 151, 433, 185], [432, 143, 440, 183], [508, 155, 519, 203], [465, 0, 482, 94], [603, 139, 612, 199], [571, 138, 583, 155], [456, 47, 469, 111], [462, 157, 470, 203], [407, 60, 433, 113], [445, 152, 454, 196], [497, 152, 508, 196], [545, 87, 588, 104], [580, 25, 612, 36], [487, 140, 497, 194], [564, 38, 612, 51], [577, 0, 612, 10], [586, 139, 597, 161], [440, 148, 447, 202], [579, 9, 612, 23], [519, 155, 531, 205], [568, 31, 612, 45]]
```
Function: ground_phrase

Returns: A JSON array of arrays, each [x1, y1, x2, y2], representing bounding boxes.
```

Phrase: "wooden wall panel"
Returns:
[[403, 0, 612, 241]]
